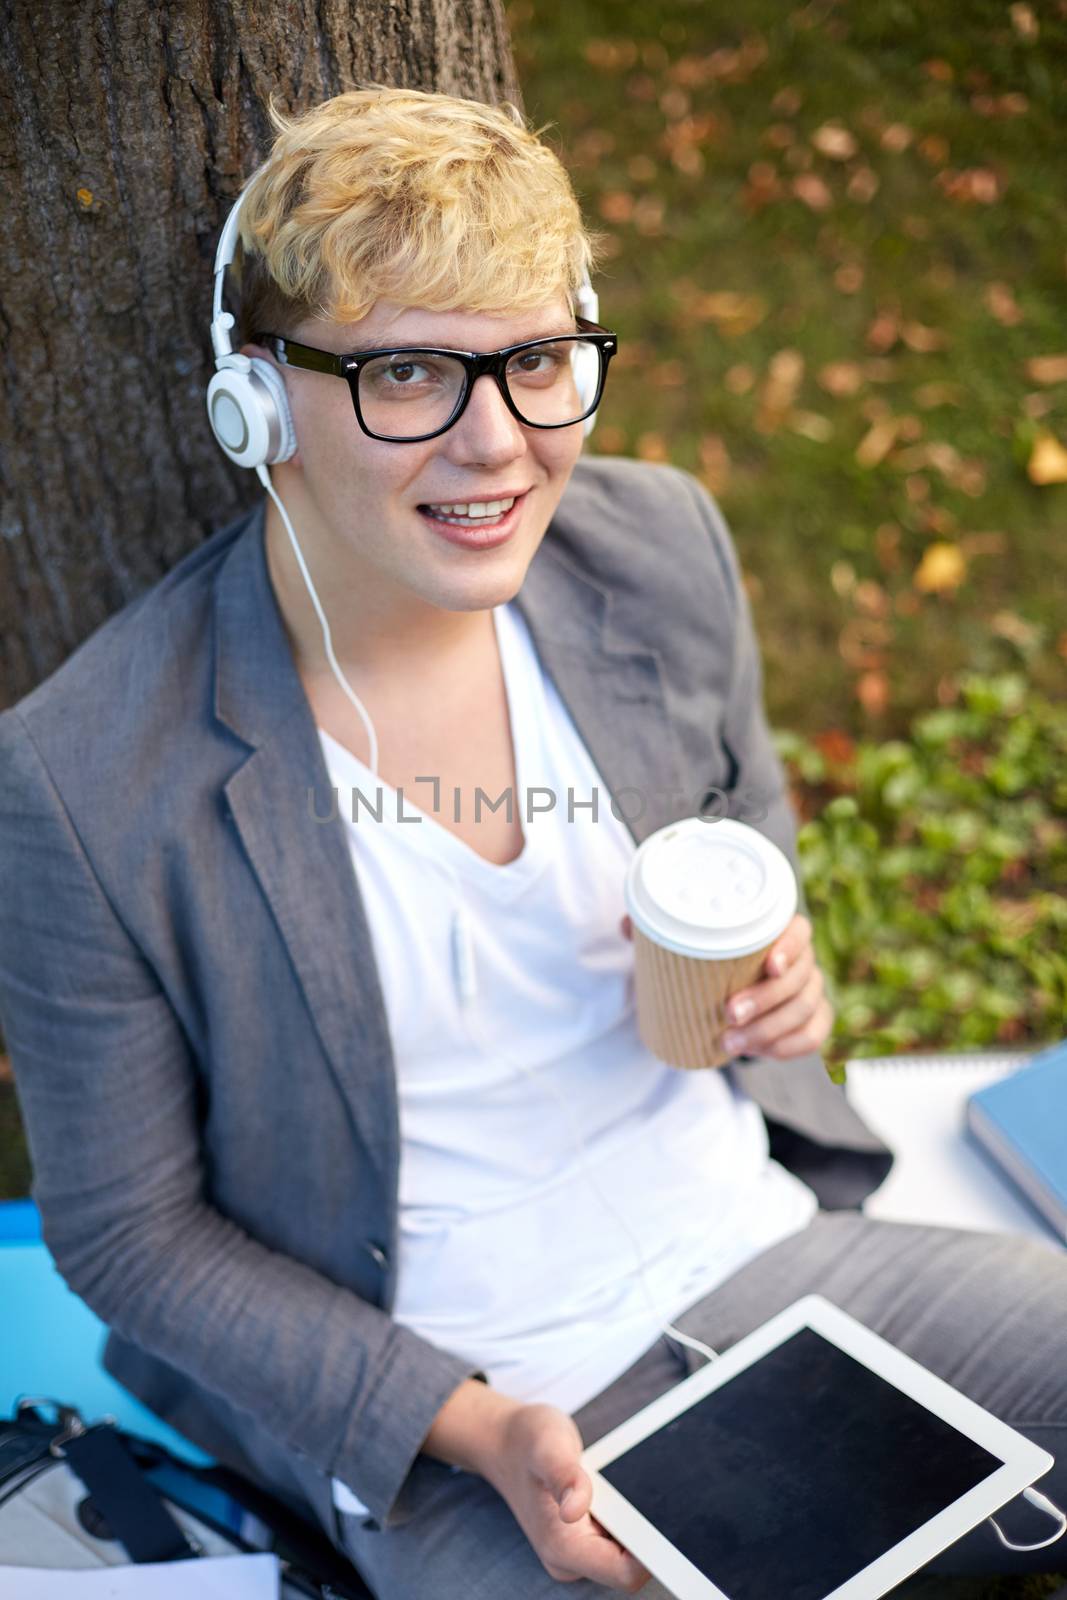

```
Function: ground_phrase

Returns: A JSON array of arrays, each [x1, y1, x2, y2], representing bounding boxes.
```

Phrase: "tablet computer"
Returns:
[[581, 1295, 1054, 1600]]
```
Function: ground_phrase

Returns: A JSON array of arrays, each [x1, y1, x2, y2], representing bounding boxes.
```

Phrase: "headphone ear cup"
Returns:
[[573, 279, 601, 439], [205, 357, 297, 468], [248, 357, 297, 464], [573, 343, 600, 439]]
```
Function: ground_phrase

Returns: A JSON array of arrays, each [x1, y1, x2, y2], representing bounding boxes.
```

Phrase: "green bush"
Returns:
[[776, 654, 1067, 1078]]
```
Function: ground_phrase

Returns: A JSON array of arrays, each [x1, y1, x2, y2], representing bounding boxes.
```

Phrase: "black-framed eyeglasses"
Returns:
[[255, 317, 618, 443]]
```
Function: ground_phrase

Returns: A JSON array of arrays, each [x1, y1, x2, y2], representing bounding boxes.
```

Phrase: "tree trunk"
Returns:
[[0, 0, 522, 704]]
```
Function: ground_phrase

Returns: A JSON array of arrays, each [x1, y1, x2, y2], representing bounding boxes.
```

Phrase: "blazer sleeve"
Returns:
[[0, 707, 477, 1528], [673, 469, 811, 919]]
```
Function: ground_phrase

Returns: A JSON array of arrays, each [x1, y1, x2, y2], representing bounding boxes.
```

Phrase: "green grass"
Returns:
[[514, 0, 1067, 737]]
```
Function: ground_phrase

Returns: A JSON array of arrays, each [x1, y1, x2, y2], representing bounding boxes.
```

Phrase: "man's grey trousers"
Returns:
[[336, 1213, 1067, 1597]]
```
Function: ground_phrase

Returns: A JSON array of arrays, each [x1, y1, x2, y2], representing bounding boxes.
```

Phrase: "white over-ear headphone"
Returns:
[[206, 172, 603, 471]]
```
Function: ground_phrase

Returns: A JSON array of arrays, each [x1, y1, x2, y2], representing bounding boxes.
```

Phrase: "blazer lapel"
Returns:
[[213, 506, 398, 1189]]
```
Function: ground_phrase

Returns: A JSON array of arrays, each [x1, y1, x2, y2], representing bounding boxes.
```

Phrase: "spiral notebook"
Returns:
[[843, 1049, 1065, 1248]]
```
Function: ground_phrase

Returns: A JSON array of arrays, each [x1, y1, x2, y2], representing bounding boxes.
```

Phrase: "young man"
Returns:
[[1, 88, 1064, 1598]]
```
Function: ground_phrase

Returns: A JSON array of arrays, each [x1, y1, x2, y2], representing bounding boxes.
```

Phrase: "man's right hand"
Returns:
[[482, 1401, 650, 1591], [423, 1380, 650, 1591]]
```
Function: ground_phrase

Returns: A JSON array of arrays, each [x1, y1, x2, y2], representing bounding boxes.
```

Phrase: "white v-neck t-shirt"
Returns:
[[323, 601, 816, 1516]]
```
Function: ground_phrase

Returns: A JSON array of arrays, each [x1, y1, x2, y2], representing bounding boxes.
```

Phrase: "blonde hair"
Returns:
[[234, 86, 603, 342]]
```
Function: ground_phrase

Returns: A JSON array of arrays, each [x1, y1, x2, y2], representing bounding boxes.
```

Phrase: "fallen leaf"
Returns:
[[918, 134, 950, 165], [901, 321, 948, 352], [651, 359, 685, 387], [671, 145, 705, 177], [991, 608, 1036, 646], [660, 86, 691, 120], [1027, 432, 1067, 484], [924, 441, 963, 477], [1023, 392, 1055, 419], [839, 617, 893, 668], [818, 361, 865, 396], [813, 729, 856, 764], [937, 167, 1001, 204], [875, 523, 902, 570], [1010, 2, 1039, 39], [1024, 353, 1067, 385], [857, 671, 890, 716], [959, 532, 1006, 556], [792, 172, 833, 211], [972, 90, 1031, 118], [627, 73, 658, 104], [756, 348, 805, 431], [636, 431, 669, 462], [866, 309, 899, 353], [584, 40, 639, 71], [923, 58, 954, 82], [984, 282, 1023, 325], [633, 195, 665, 235], [855, 417, 901, 468], [747, 159, 782, 191], [853, 579, 891, 617], [627, 154, 658, 182], [914, 381, 965, 409], [790, 410, 834, 441], [880, 123, 913, 152], [691, 290, 768, 335], [574, 129, 616, 163], [925, 512, 960, 541], [914, 541, 968, 592], [592, 424, 626, 454], [830, 559, 857, 597], [956, 461, 987, 497], [847, 166, 880, 203], [725, 364, 755, 394], [834, 263, 864, 293], [763, 122, 796, 149], [599, 190, 634, 223], [698, 433, 731, 494], [771, 86, 803, 116], [812, 121, 858, 160]]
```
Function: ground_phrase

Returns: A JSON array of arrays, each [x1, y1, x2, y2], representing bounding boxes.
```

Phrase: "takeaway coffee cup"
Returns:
[[624, 816, 798, 1070]]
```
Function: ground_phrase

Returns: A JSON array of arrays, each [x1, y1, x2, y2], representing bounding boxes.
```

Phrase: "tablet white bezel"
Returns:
[[581, 1295, 1054, 1600]]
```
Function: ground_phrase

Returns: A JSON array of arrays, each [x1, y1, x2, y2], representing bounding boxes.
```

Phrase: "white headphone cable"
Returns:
[[257, 463, 380, 776]]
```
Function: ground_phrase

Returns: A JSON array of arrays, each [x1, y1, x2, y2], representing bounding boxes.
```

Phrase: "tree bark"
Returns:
[[0, 0, 522, 704]]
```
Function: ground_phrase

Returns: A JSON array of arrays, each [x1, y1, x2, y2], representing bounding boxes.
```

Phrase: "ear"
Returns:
[[239, 342, 302, 470]]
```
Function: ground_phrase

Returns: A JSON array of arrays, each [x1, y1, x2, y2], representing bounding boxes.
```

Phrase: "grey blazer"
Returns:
[[0, 456, 890, 1543]]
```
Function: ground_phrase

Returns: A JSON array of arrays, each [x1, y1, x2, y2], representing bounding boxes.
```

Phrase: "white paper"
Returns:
[[0, 1554, 280, 1599], [844, 1050, 1064, 1247]]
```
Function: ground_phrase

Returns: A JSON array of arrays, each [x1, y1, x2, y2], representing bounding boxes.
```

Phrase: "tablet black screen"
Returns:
[[600, 1328, 1001, 1600]]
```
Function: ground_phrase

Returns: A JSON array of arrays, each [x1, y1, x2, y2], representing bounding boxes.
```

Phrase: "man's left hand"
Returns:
[[620, 911, 834, 1061]]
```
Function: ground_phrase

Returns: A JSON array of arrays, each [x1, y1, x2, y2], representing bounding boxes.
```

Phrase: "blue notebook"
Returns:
[[966, 1039, 1067, 1243]]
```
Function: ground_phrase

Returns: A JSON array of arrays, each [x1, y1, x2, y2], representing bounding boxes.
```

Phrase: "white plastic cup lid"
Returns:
[[625, 816, 798, 959]]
